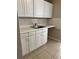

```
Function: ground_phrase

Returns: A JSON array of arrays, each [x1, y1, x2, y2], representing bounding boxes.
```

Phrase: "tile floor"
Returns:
[[23, 39, 61, 59]]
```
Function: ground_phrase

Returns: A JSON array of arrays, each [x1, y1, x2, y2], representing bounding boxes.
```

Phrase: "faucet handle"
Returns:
[[33, 23, 38, 28]]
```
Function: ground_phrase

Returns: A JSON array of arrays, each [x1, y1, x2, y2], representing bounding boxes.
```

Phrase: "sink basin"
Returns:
[[31, 25, 45, 29], [38, 26, 45, 28]]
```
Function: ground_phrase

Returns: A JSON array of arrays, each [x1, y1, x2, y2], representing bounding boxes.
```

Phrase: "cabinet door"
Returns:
[[34, 0, 44, 17], [48, 2, 53, 17], [44, 1, 53, 18], [35, 30, 42, 48], [21, 37, 29, 56], [29, 35, 36, 52], [41, 28, 48, 44], [24, 0, 33, 17], [17, 0, 25, 17]]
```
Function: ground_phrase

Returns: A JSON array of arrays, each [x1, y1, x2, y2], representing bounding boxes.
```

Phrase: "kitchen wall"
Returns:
[[48, 0, 61, 40], [52, 0, 61, 18], [48, 18, 61, 40], [48, 18, 61, 29], [19, 18, 48, 28]]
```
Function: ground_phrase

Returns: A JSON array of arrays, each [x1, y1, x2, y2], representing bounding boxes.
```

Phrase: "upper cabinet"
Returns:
[[17, 0, 33, 17], [34, 0, 44, 17], [17, 0, 25, 17], [44, 1, 53, 18], [24, 0, 33, 17], [17, 0, 53, 18]]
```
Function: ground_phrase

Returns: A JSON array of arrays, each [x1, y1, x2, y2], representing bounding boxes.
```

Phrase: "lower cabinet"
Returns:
[[21, 37, 29, 56], [35, 30, 42, 49], [20, 28, 48, 56], [41, 28, 48, 44], [29, 34, 36, 52], [41, 31, 48, 45]]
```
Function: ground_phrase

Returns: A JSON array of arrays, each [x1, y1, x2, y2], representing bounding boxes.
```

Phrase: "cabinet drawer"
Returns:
[[29, 31, 35, 36], [42, 28, 48, 32], [20, 32, 29, 39], [36, 29, 42, 34]]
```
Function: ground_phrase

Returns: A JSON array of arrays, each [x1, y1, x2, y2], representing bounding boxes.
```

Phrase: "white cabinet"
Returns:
[[29, 32, 36, 52], [34, 0, 44, 17], [35, 30, 42, 48], [17, 0, 25, 17], [41, 28, 48, 44], [17, 0, 33, 17], [20, 33, 29, 56], [24, 0, 33, 17], [17, 0, 53, 18], [34, 0, 53, 18], [35, 28, 48, 48], [44, 1, 53, 18], [20, 28, 48, 56]]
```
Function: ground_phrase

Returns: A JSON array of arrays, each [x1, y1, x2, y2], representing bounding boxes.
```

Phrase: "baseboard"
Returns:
[[48, 36, 61, 42]]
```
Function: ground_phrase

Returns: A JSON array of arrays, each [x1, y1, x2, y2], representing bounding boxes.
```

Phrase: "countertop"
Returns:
[[20, 25, 55, 33]]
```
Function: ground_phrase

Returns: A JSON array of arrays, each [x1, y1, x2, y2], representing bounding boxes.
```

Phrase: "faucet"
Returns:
[[32, 19, 38, 28], [33, 23, 38, 29]]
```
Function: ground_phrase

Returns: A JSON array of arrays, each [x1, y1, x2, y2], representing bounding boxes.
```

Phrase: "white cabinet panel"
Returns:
[[44, 1, 53, 18], [42, 28, 48, 44], [24, 0, 33, 17], [17, 0, 25, 17], [35, 30, 42, 48], [29, 31, 35, 36], [42, 28, 48, 32], [20, 33, 29, 39], [17, 0, 33, 17], [42, 31, 48, 44], [48, 2, 53, 18], [34, 0, 44, 17], [29, 35, 36, 52], [17, 0, 53, 18], [21, 37, 29, 56]]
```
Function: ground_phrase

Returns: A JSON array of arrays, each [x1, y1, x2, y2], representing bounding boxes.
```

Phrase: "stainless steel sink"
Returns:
[[38, 26, 45, 28], [31, 25, 45, 29]]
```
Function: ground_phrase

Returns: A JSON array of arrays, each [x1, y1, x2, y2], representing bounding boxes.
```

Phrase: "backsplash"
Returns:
[[48, 18, 61, 29], [19, 18, 48, 28], [19, 18, 33, 26]]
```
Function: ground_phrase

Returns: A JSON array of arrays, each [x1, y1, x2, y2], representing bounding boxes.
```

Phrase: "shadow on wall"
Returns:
[[48, 27, 61, 40]]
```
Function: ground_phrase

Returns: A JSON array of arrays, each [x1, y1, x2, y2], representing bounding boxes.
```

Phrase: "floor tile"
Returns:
[[38, 51, 52, 59], [23, 39, 61, 59]]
